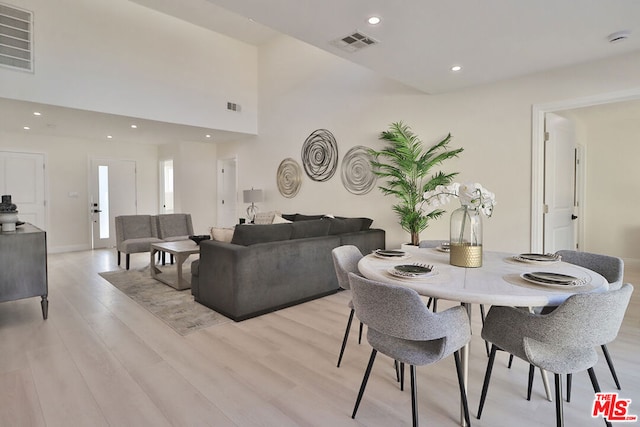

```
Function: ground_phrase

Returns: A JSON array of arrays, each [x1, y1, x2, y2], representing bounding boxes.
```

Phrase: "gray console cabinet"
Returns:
[[0, 223, 48, 319]]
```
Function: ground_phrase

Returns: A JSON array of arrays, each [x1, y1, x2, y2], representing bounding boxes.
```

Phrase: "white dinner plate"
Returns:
[[388, 264, 437, 279], [512, 253, 560, 264]]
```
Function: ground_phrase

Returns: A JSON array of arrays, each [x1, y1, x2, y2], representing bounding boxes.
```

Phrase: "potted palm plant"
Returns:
[[370, 122, 463, 246]]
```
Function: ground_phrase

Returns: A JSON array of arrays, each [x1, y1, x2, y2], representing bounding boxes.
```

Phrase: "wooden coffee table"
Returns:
[[150, 240, 200, 290]]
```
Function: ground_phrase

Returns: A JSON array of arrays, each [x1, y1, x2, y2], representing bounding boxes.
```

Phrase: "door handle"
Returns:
[[571, 214, 578, 220], [92, 209, 102, 213]]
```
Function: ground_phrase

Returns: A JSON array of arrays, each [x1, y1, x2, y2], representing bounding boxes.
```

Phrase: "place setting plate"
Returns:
[[520, 271, 588, 288], [435, 242, 450, 253], [387, 263, 437, 279], [373, 249, 410, 260], [510, 253, 561, 264]]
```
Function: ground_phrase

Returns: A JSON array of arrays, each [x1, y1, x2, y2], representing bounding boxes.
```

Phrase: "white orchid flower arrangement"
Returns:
[[423, 182, 496, 217]]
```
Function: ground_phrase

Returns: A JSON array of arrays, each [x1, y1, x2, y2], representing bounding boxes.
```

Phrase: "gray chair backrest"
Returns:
[[115, 215, 158, 243], [348, 272, 466, 342], [157, 213, 194, 239], [536, 283, 633, 348], [331, 245, 363, 291], [556, 250, 624, 288], [419, 240, 448, 248]]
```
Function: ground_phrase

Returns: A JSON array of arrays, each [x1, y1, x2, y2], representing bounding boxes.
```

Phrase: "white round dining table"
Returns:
[[357, 247, 609, 427]]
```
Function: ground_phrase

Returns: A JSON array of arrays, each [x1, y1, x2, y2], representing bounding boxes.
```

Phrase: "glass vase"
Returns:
[[450, 205, 483, 267]]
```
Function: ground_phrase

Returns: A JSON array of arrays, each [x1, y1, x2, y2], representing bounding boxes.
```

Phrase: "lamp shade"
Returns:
[[243, 189, 263, 203]]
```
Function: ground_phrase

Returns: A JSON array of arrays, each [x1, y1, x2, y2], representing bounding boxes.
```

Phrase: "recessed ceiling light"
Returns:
[[367, 16, 381, 25], [33, 111, 41, 116], [107, 135, 113, 139], [23, 126, 30, 130], [451, 65, 462, 72], [131, 124, 137, 129], [205, 134, 211, 138]]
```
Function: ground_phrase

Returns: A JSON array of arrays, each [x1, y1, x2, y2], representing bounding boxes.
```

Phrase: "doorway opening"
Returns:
[[531, 88, 640, 253]]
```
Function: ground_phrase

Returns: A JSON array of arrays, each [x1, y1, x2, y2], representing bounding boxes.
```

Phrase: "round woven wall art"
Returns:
[[276, 158, 302, 198], [301, 129, 338, 182], [341, 145, 377, 195]]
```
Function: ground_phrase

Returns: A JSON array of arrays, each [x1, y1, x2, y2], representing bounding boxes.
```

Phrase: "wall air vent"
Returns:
[[227, 102, 241, 112], [330, 31, 378, 53], [0, 3, 33, 71]]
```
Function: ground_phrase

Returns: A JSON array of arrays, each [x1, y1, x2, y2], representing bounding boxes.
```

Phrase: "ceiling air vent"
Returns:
[[0, 3, 33, 71], [330, 31, 378, 53]]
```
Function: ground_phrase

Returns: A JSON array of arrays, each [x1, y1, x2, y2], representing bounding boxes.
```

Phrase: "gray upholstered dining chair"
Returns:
[[331, 245, 364, 368], [555, 250, 625, 400], [420, 238, 490, 355], [348, 272, 472, 427], [156, 213, 194, 264], [115, 215, 163, 270], [477, 283, 634, 427]]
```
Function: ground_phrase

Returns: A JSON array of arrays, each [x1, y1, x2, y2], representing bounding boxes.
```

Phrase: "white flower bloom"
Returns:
[[422, 181, 496, 217]]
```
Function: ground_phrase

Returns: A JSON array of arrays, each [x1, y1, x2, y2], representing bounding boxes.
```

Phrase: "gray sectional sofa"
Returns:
[[191, 215, 385, 321]]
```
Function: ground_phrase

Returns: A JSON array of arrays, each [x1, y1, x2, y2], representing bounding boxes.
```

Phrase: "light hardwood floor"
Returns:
[[1, 250, 638, 426]]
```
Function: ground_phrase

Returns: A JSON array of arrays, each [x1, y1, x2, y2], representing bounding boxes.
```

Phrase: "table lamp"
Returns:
[[243, 188, 263, 223]]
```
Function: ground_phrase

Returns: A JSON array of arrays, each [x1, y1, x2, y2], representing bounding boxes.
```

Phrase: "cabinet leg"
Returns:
[[41, 295, 48, 319]]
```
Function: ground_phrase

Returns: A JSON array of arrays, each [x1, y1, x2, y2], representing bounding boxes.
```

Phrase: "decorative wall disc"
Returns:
[[341, 145, 377, 195], [301, 129, 338, 182], [277, 158, 302, 198]]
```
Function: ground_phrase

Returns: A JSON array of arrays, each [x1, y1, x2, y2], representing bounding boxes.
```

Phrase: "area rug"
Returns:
[[99, 266, 231, 335]]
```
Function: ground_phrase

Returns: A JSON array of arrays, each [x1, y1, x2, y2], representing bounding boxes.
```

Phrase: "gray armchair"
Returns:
[[156, 213, 194, 264], [348, 272, 472, 427], [115, 215, 163, 270], [331, 245, 364, 368], [477, 284, 634, 427]]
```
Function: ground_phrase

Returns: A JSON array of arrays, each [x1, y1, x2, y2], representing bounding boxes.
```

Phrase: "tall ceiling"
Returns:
[[154, 0, 640, 93], [4, 0, 640, 144]]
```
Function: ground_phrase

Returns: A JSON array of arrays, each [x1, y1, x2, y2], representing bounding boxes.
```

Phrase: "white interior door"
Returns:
[[544, 113, 579, 253], [90, 158, 137, 248], [0, 151, 46, 229], [217, 158, 237, 227]]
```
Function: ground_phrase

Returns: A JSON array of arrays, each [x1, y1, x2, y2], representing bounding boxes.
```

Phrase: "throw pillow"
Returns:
[[253, 210, 281, 225], [272, 214, 292, 224], [210, 227, 235, 243]]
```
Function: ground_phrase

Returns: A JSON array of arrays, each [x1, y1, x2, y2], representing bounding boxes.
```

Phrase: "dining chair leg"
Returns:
[[352, 349, 377, 419], [337, 309, 355, 367], [426, 297, 433, 309], [117, 251, 121, 266], [508, 353, 514, 368], [479, 304, 490, 356], [527, 364, 535, 400], [453, 350, 471, 427], [126, 254, 130, 270], [554, 374, 564, 427], [395, 360, 400, 382], [432, 298, 438, 312], [410, 365, 418, 427], [566, 374, 572, 402], [477, 344, 498, 419], [358, 322, 364, 344], [587, 367, 613, 427], [601, 344, 621, 390], [400, 362, 405, 391]]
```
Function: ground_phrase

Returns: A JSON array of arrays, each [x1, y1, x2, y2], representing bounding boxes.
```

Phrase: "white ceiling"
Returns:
[[4, 0, 640, 144]]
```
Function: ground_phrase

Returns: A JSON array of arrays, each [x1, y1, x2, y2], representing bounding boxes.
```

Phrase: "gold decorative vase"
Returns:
[[450, 205, 483, 267]]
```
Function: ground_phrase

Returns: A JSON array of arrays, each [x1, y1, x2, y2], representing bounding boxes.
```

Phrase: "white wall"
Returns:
[[1, 0, 258, 133], [0, 130, 158, 252], [218, 34, 640, 252]]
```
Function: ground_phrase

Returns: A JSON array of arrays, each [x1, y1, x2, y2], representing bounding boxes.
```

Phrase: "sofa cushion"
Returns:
[[294, 213, 325, 221], [324, 217, 364, 235], [231, 223, 293, 246], [291, 219, 331, 239], [281, 213, 297, 221]]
